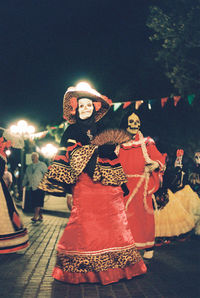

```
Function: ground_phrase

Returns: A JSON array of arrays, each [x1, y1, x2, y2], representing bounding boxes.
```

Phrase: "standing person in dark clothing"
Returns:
[[22, 152, 47, 222]]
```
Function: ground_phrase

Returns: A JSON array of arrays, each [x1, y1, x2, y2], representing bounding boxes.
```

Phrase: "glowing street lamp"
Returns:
[[8, 120, 36, 194], [9, 120, 35, 139], [5, 149, 11, 157], [41, 143, 58, 159]]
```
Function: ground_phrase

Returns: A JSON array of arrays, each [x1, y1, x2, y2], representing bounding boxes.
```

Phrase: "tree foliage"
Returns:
[[147, 0, 200, 95]]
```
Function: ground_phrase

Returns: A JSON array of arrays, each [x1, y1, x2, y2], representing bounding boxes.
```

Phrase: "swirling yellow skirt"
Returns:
[[154, 186, 197, 237]]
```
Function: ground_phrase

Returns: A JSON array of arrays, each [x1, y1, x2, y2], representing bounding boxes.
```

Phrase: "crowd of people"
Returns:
[[0, 82, 200, 285]]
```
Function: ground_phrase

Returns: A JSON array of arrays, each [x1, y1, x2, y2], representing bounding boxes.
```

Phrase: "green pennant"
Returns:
[[113, 103, 122, 111], [187, 94, 195, 105]]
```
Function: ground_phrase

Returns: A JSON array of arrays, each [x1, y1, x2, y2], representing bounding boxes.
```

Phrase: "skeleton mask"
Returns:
[[127, 113, 141, 135], [194, 152, 200, 165], [78, 98, 94, 120]]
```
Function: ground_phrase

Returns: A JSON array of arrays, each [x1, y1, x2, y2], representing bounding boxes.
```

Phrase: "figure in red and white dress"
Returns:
[[0, 137, 29, 254], [117, 113, 166, 259], [39, 83, 147, 285]]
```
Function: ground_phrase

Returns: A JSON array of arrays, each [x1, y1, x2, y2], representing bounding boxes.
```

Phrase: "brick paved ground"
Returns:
[[0, 210, 199, 298]]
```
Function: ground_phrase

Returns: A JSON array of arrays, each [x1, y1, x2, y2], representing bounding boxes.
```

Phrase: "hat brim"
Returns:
[[63, 90, 111, 124]]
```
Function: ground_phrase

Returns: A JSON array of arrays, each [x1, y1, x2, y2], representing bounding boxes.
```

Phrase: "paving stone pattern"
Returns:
[[0, 211, 199, 298]]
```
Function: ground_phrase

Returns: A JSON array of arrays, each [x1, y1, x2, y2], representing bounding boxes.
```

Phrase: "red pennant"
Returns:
[[161, 97, 168, 108], [123, 101, 132, 109], [176, 149, 184, 157], [173, 96, 181, 107]]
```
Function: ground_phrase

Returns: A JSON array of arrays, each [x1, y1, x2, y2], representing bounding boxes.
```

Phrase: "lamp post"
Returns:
[[9, 120, 36, 197]]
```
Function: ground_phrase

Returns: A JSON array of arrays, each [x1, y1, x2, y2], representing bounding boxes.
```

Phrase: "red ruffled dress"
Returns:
[[118, 133, 166, 250], [39, 132, 147, 285], [53, 173, 146, 284]]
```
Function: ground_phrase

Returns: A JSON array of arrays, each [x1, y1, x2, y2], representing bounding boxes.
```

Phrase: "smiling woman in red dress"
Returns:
[[39, 83, 146, 285]]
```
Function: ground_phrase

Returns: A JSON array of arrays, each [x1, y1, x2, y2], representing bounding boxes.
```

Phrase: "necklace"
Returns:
[[87, 130, 93, 141]]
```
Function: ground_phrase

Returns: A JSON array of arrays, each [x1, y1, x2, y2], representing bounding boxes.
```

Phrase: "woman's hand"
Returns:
[[66, 194, 73, 211]]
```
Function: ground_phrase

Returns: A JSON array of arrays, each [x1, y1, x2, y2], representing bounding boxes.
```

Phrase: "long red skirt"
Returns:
[[125, 177, 155, 249], [52, 173, 147, 285]]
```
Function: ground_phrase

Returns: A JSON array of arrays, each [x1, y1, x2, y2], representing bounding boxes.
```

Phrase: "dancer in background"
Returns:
[[0, 137, 29, 254], [154, 149, 200, 244], [188, 150, 200, 198], [39, 83, 147, 285], [118, 112, 166, 259]]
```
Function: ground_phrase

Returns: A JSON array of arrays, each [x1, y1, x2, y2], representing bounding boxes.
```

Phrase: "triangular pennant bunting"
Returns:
[[187, 94, 195, 105], [113, 102, 122, 111], [161, 97, 168, 108], [123, 101, 132, 109], [173, 96, 181, 107], [135, 100, 143, 110], [148, 100, 153, 110]]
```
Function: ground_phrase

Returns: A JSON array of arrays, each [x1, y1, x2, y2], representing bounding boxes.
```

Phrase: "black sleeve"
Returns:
[[60, 125, 76, 147], [83, 149, 98, 178], [121, 183, 129, 197], [0, 157, 5, 179], [98, 144, 117, 160]]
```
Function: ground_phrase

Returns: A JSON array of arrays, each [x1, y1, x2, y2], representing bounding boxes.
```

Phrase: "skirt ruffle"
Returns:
[[0, 228, 29, 254], [175, 185, 200, 235], [155, 189, 195, 237], [0, 182, 29, 253], [53, 260, 146, 285]]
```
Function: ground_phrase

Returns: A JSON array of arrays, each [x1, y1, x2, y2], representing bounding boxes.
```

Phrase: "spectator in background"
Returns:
[[3, 164, 13, 190], [22, 152, 47, 222]]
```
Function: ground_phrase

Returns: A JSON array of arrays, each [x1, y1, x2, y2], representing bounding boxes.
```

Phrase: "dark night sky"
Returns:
[[0, 0, 172, 130]]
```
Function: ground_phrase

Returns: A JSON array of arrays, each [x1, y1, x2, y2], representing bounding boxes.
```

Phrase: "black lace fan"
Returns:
[[91, 129, 132, 146]]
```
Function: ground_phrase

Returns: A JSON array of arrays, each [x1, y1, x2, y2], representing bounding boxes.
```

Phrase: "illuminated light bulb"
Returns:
[[76, 82, 92, 91], [5, 149, 11, 156], [27, 125, 35, 134]]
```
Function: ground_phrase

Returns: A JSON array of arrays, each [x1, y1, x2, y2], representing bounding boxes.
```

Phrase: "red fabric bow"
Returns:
[[176, 149, 184, 157], [70, 97, 78, 115], [0, 137, 11, 159], [93, 102, 101, 111]]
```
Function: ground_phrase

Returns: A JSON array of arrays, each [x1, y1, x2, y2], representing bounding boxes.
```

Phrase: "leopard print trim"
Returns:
[[38, 172, 66, 193], [56, 245, 142, 273], [93, 162, 128, 185], [39, 143, 127, 193], [70, 145, 97, 177], [48, 162, 76, 184]]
